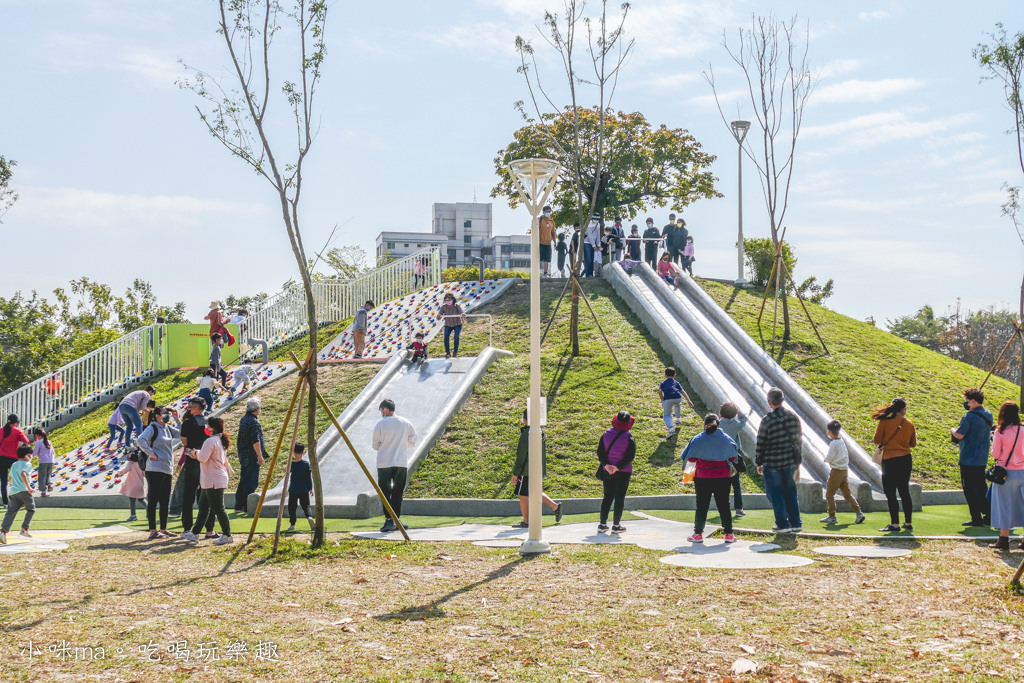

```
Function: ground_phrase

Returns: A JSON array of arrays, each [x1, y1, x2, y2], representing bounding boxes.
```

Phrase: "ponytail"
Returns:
[[207, 416, 231, 450], [33, 427, 50, 449], [3, 413, 17, 439], [871, 397, 907, 421]]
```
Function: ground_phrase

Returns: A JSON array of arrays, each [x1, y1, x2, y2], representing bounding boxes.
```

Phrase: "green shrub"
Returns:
[[441, 266, 528, 282], [743, 237, 795, 287]]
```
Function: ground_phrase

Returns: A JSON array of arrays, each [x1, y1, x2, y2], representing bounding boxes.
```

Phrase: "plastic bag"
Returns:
[[682, 460, 696, 484]]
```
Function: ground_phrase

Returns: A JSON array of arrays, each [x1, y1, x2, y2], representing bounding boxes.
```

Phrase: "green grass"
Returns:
[[700, 281, 1022, 489], [268, 316, 352, 362]]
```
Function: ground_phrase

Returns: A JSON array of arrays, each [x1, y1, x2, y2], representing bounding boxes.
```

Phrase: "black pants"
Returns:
[[644, 247, 658, 271], [377, 467, 408, 517], [600, 471, 632, 524], [180, 467, 213, 533], [192, 488, 231, 536], [881, 454, 913, 525], [289, 491, 312, 525], [145, 471, 173, 530], [960, 464, 990, 523], [694, 477, 733, 534], [0, 458, 12, 505]]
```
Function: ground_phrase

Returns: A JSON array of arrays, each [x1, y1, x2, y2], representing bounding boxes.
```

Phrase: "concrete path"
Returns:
[[0, 525, 134, 554]]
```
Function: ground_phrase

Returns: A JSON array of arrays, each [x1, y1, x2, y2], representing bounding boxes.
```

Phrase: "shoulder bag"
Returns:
[[985, 426, 1020, 486], [873, 418, 905, 465]]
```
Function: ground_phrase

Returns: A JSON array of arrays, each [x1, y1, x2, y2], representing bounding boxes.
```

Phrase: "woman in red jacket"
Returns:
[[0, 414, 31, 507]]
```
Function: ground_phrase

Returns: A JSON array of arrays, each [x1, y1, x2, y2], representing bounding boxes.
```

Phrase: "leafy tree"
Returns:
[[323, 245, 369, 279], [0, 293, 62, 394], [492, 108, 719, 227], [220, 292, 271, 314], [0, 155, 16, 223], [742, 237, 832, 305], [886, 305, 948, 352], [52, 278, 186, 335], [941, 306, 1021, 384]]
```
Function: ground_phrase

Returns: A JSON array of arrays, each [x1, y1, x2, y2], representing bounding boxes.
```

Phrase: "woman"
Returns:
[[597, 411, 637, 533], [682, 414, 739, 543], [872, 397, 917, 532], [182, 416, 234, 546], [436, 292, 466, 359], [989, 401, 1024, 551], [136, 405, 181, 539], [0, 414, 30, 507]]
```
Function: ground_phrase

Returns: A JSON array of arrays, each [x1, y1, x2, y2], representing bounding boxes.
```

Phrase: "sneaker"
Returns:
[[854, 512, 866, 524], [723, 533, 736, 543], [597, 523, 609, 532], [148, 531, 160, 540], [554, 503, 563, 524], [19, 529, 31, 538], [790, 526, 803, 533], [204, 531, 220, 539], [379, 521, 396, 533], [879, 524, 901, 532], [611, 524, 626, 533], [666, 430, 676, 438], [511, 520, 529, 529], [180, 531, 199, 542], [127, 514, 137, 522], [820, 516, 838, 525], [902, 523, 913, 531], [286, 524, 295, 532], [734, 509, 745, 518], [158, 530, 174, 539], [771, 526, 791, 534], [0, 531, 5, 545], [307, 516, 315, 530], [687, 533, 704, 543], [212, 534, 234, 546]]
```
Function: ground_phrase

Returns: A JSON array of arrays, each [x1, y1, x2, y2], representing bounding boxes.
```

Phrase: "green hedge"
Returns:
[[442, 266, 528, 282]]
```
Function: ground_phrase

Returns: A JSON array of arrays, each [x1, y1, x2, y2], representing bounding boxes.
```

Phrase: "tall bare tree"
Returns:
[[511, 0, 633, 355], [180, 0, 329, 546], [705, 14, 813, 341]]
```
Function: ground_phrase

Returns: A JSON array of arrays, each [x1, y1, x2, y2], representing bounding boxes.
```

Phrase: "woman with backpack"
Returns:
[[596, 411, 637, 534], [135, 405, 181, 539]]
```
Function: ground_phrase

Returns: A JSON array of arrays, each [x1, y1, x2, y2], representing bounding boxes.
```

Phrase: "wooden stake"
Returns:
[[1012, 555, 1024, 587], [540, 273, 573, 345], [778, 258, 831, 356]]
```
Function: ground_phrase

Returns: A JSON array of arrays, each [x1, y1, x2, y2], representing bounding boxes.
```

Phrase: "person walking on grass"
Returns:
[[659, 367, 695, 438], [951, 387, 993, 527], [234, 397, 266, 515], [819, 420, 865, 526], [755, 387, 803, 534], [683, 414, 739, 544], [32, 428, 55, 497], [718, 402, 748, 518], [511, 410, 562, 529], [988, 401, 1024, 551], [872, 397, 917, 532], [437, 292, 466, 359], [287, 443, 315, 532], [181, 416, 234, 545], [0, 414, 30, 508], [372, 399, 417, 533], [136, 405, 181, 540], [0, 443, 35, 544], [597, 411, 637, 534], [176, 397, 216, 539]]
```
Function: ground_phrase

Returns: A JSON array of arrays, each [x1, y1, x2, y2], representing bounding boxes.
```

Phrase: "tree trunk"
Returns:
[[304, 290, 323, 548], [781, 268, 791, 341]]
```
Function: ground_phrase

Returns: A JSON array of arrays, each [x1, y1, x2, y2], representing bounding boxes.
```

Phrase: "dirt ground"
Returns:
[[1, 533, 1022, 682]]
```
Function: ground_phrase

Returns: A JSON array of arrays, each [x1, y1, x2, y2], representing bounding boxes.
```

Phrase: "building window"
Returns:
[[464, 220, 472, 228], [464, 235, 472, 245], [511, 244, 531, 253], [447, 249, 457, 262], [387, 242, 395, 249]]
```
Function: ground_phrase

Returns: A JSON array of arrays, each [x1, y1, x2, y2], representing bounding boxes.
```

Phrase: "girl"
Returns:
[[596, 411, 637, 533], [32, 428, 55, 496], [197, 369, 226, 414], [436, 293, 466, 359], [682, 235, 695, 275], [682, 414, 739, 543], [105, 406, 126, 452], [182, 416, 234, 545], [872, 397, 917, 532], [136, 405, 181, 539], [657, 252, 681, 289], [0, 414, 30, 507]]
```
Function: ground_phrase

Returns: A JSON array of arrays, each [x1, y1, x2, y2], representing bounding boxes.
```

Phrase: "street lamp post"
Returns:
[[508, 157, 560, 556], [730, 120, 750, 286]]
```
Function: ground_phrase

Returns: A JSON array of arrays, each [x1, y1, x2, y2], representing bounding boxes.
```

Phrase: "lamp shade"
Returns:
[[509, 158, 560, 189], [730, 120, 750, 143]]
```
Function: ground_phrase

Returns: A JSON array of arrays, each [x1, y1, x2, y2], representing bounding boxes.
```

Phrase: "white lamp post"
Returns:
[[508, 157, 560, 555], [730, 120, 750, 286]]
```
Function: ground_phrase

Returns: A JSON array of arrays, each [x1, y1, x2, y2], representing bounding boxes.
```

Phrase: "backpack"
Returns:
[[129, 425, 160, 471]]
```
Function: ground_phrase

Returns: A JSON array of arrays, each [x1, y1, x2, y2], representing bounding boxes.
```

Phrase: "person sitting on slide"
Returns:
[[657, 252, 681, 289]]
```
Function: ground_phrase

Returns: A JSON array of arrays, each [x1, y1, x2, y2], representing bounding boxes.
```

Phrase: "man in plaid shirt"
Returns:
[[755, 387, 803, 533]]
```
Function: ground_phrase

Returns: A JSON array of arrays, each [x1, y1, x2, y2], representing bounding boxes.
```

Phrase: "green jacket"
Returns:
[[513, 425, 546, 477]]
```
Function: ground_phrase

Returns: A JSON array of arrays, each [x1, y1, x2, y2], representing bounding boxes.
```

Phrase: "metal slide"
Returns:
[[607, 263, 882, 492], [258, 347, 512, 516]]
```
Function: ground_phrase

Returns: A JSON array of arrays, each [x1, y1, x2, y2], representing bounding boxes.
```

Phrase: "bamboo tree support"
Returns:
[[776, 258, 830, 356], [755, 228, 785, 329], [271, 382, 306, 556], [1012, 555, 1024, 587], [978, 319, 1023, 391], [539, 271, 621, 370], [245, 348, 314, 544], [287, 351, 411, 541]]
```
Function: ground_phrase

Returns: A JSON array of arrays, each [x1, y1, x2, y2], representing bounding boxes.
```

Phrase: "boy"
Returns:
[[718, 402, 748, 518], [209, 333, 227, 385], [0, 443, 36, 544], [658, 367, 695, 438], [820, 419, 866, 525], [229, 361, 254, 397], [287, 443, 314, 532], [411, 332, 428, 365], [511, 410, 562, 527]]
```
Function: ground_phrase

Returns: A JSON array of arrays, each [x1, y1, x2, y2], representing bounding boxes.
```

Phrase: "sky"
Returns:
[[1, 0, 1023, 327]]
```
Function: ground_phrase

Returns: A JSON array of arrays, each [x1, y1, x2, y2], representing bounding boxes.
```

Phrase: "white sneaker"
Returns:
[[19, 530, 32, 538], [666, 430, 676, 438], [286, 524, 295, 532], [307, 516, 315, 530], [180, 531, 199, 542], [213, 534, 234, 546]]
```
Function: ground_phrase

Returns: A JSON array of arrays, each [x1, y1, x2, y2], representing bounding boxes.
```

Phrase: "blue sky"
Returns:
[[2, 0, 1022, 326]]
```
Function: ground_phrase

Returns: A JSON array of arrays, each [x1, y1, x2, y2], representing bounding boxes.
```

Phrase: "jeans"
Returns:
[[377, 467, 408, 517], [882, 454, 913, 525], [662, 398, 682, 431], [119, 404, 144, 444], [960, 464, 990, 522], [235, 463, 261, 513], [36, 463, 53, 493], [731, 472, 743, 510], [289, 491, 312, 525], [105, 424, 126, 450], [198, 388, 214, 413], [583, 243, 595, 277], [1, 491, 35, 532], [762, 464, 801, 529], [600, 471, 632, 524], [145, 471, 172, 530], [192, 488, 231, 536], [179, 466, 212, 533], [443, 325, 462, 357], [0, 458, 12, 505], [694, 477, 732, 535]]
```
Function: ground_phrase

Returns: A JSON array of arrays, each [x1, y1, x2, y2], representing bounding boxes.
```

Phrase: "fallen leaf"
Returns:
[[331, 618, 353, 626], [910, 651, 923, 659], [379, 654, 392, 661], [341, 624, 357, 633], [570, 640, 595, 649], [352, 577, 368, 584], [284, 602, 301, 608], [731, 658, 758, 675], [739, 644, 756, 655]]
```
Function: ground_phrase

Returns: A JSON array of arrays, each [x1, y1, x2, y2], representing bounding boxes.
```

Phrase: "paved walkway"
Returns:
[[0, 525, 134, 554]]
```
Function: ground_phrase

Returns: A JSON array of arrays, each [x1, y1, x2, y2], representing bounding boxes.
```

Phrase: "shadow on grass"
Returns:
[[648, 440, 679, 467], [375, 557, 527, 622]]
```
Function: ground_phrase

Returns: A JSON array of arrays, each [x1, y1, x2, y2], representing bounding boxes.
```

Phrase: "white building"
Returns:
[[432, 202, 493, 267], [374, 232, 449, 269]]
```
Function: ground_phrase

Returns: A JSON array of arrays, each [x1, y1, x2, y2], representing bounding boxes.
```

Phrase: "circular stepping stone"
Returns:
[[0, 541, 70, 554], [811, 545, 911, 558], [659, 551, 813, 569]]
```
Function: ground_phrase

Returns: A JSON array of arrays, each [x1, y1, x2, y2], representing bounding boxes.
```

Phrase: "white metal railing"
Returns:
[[0, 324, 166, 429]]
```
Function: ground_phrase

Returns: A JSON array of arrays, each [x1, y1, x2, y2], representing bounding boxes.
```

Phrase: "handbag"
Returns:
[[734, 455, 747, 474], [985, 426, 1020, 486], [596, 431, 628, 480], [873, 418, 905, 465]]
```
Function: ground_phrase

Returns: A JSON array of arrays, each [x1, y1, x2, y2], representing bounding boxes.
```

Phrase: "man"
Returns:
[[583, 218, 601, 278], [372, 399, 417, 532], [230, 309, 269, 366], [511, 409, 561, 528], [755, 387, 803, 533], [610, 218, 625, 262], [538, 205, 556, 277], [951, 387, 993, 526], [234, 397, 266, 515], [175, 397, 216, 538], [352, 300, 374, 359], [642, 217, 661, 271]]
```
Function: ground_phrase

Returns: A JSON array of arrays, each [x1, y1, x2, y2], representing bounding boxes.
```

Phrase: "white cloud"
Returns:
[[802, 109, 979, 152], [688, 88, 747, 109], [818, 59, 865, 79], [810, 197, 925, 212], [814, 78, 924, 104], [633, 71, 704, 90], [858, 11, 889, 22], [41, 33, 182, 87]]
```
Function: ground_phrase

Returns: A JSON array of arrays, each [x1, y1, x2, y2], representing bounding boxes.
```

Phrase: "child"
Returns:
[[411, 332, 428, 364], [821, 420, 866, 525], [105, 406, 127, 452], [229, 361, 253, 397], [32, 427, 55, 496], [197, 369, 226, 414], [555, 233, 567, 278], [511, 410, 562, 527], [0, 443, 36, 543], [657, 252, 680, 288], [209, 333, 227, 385], [718, 402, 748, 518], [287, 443, 314, 532], [658, 367, 695, 438], [682, 235, 695, 276], [627, 225, 642, 261]]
